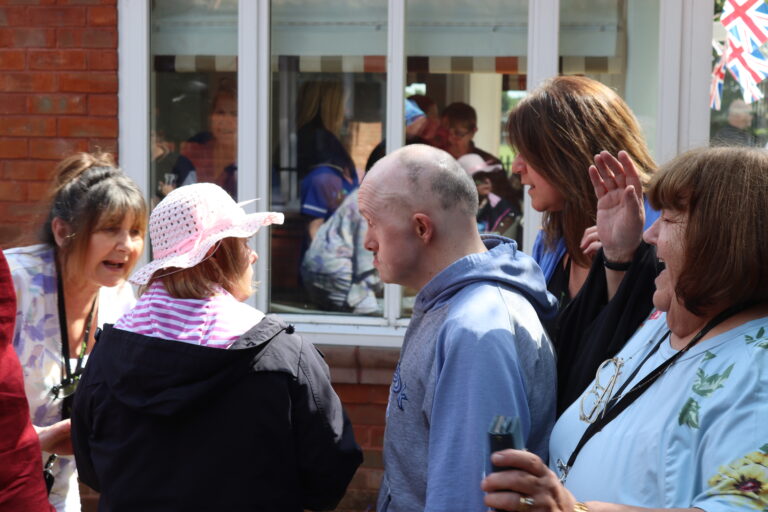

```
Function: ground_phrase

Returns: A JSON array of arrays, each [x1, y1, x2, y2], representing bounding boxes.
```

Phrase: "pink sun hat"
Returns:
[[130, 183, 284, 285]]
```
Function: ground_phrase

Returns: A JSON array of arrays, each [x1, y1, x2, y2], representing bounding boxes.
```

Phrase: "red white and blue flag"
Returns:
[[711, 41, 727, 110], [721, 0, 768, 51], [726, 35, 768, 102]]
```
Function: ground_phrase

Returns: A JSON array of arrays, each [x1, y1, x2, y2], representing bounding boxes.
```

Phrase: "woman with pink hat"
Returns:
[[71, 183, 362, 511]]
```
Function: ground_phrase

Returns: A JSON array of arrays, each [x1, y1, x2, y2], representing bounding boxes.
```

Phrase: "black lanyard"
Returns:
[[560, 302, 755, 481], [54, 260, 96, 417]]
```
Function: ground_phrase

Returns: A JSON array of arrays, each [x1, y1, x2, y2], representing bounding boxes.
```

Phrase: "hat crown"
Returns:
[[149, 183, 241, 260]]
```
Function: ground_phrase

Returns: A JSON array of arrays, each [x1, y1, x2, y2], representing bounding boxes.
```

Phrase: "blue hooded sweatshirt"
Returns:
[[377, 235, 558, 512]]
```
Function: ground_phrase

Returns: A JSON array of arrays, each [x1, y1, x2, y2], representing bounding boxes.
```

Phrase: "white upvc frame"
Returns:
[[118, 0, 709, 347], [522, 0, 559, 254]]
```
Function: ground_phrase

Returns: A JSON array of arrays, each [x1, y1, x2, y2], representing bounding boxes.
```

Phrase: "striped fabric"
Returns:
[[115, 281, 264, 349], [153, 54, 622, 77]]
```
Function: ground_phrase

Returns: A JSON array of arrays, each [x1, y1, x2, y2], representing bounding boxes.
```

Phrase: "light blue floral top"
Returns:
[[550, 309, 768, 511], [5, 244, 136, 512]]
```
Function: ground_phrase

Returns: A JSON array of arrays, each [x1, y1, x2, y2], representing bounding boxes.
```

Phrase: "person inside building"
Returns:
[[71, 183, 363, 511], [4, 152, 147, 511], [458, 153, 520, 239], [407, 93, 441, 143], [360, 144, 557, 512], [507, 76, 660, 412], [297, 80, 359, 240], [180, 78, 239, 198], [482, 146, 768, 512], [710, 98, 757, 147], [365, 98, 429, 171]]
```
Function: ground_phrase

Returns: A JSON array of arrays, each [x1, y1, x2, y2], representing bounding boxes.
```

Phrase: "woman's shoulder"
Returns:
[[4, 244, 54, 273], [4, 244, 56, 297]]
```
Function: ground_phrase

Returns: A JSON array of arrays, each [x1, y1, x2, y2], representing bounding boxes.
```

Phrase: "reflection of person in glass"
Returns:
[[711, 99, 756, 147], [181, 79, 238, 198], [297, 80, 358, 240]]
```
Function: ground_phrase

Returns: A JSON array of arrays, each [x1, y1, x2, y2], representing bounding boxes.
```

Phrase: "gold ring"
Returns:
[[519, 495, 535, 511]]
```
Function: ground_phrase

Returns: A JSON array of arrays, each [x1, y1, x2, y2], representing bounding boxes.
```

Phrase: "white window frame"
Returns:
[[118, 0, 711, 347]]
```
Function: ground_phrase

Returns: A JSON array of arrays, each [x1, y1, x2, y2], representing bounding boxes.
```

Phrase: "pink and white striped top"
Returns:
[[115, 281, 265, 349]]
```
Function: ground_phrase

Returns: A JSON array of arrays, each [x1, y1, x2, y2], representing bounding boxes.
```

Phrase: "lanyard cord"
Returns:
[[55, 260, 97, 383], [563, 301, 756, 477]]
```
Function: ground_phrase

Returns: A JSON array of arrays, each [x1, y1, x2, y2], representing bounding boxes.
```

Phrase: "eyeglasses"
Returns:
[[449, 128, 474, 138], [50, 375, 80, 400], [579, 357, 624, 423]]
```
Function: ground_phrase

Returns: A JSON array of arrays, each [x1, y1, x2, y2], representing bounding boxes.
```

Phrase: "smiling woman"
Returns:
[[482, 146, 768, 512], [2, 152, 147, 512]]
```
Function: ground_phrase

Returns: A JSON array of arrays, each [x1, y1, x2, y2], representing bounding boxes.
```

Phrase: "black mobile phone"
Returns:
[[488, 415, 524, 472]]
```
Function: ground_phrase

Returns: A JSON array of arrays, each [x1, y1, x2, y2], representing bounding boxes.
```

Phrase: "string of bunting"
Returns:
[[711, 0, 768, 108]]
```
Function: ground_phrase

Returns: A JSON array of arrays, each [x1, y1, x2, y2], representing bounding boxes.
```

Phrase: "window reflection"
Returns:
[[270, 0, 387, 316]]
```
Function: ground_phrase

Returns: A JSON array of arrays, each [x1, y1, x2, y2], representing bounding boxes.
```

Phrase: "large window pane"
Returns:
[[269, 0, 387, 317], [150, 0, 239, 209], [559, 0, 660, 155], [404, 0, 529, 315]]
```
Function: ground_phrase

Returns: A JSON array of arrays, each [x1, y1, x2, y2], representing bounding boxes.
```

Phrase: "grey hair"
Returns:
[[398, 144, 478, 217]]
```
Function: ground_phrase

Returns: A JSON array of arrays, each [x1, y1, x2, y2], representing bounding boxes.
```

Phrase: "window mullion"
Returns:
[[522, 0, 559, 253], [384, 0, 406, 324]]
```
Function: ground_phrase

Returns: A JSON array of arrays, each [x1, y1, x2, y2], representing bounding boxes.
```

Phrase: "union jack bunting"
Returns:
[[711, 41, 727, 110], [721, 0, 768, 51], [726, 37, 767, 102]]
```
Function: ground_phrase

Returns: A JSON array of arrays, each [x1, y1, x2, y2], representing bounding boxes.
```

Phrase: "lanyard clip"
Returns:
[[556, 458, 570, 483]]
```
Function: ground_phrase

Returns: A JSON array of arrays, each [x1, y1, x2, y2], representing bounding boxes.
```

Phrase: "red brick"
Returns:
[[86, 49, 115, 70], [0, 93, 26, 114], [59, 71, 116, 93], [29, 6, 86, 26], [345, 403, 386, 426], [59, 117, 116, 137], [0, 72, 57, 92], [0, 138, 28, 158], [369, 425, 385, 448], [0, 181, 27, 201], [336, 383, 391, 405], [64, 27, 115, 48], [0, 7, 28, 27], [33, 138, 87, 160], [0, 50, 24, 69], [87, 94, 115, 116], [0, 28, 56, 48], [352, 424, 371, 448], [4, 0, 57, 5], [1, 160, 54, 180], [58, 0, 105, 5], [0, 117, 56, 136], [27, 180, 50, 201], [87, 5, 114, 26], [87, 138, 116, 154], [28, 93, 86, 114], [29, 49, 86, 69]]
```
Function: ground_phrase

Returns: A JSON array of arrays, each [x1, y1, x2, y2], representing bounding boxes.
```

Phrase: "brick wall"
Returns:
[[0, 0, 117, 249], [79, 345, 398, 512]]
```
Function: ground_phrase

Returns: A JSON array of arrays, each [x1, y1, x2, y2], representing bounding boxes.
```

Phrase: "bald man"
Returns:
[[359, 144, 557, 512]]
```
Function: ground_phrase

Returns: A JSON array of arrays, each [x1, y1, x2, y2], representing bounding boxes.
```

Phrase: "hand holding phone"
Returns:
[[488, 415, 524, 472]]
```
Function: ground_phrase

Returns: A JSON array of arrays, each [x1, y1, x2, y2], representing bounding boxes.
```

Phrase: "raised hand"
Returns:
[[588, 150, 645, 264]]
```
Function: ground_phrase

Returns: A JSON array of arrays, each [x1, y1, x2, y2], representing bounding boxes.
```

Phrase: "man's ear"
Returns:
[[412, 213, 434, 244], [51, 217, 72, 248]]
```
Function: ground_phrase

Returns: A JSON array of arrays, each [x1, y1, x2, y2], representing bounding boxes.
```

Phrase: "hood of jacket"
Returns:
[[414, 235, 557, 320], [92, 314, 293, 416]]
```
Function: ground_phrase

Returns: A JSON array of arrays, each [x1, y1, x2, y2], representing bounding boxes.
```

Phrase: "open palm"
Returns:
[[588, 150, 645, 262]]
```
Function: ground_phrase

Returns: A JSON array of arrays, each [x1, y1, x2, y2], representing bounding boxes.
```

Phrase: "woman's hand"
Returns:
[[580, 225, 601, 258], [35, 419, 73, 455], [588, 151, 645, 264], [481, 449, 578, 511]]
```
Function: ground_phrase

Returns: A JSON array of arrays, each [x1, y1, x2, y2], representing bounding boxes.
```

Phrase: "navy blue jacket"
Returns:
[[72, 314, 362, 511]]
